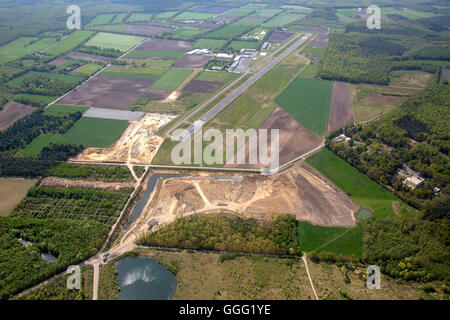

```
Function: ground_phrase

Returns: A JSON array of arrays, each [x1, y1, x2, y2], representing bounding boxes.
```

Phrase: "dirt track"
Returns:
[[143, 162, 357, 228], [327, 81, 354, 134]]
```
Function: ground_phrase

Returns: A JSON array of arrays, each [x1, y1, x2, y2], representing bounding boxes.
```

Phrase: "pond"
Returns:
[[123, 174, 184, 230], [116, 257, 177, 300], [356, 208, 373, 220]]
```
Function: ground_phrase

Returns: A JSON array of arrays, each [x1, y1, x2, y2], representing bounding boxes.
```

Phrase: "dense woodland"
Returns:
[[138, 213, 299, 256], [46, 163, 136, 182], [328, 84, 449, 208]]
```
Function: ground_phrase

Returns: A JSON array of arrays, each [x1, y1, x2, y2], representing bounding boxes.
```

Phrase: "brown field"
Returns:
[[327, 81, 354, 134], [47, 58, 70, 66], [142, 89, 172, 100], [267, 31, 293, 43], [173, 55, 213, 69], [67, 51, 115, 63], [0, 101, 36, 131], [293, 25, 329, 46], [441, 68, 450, 79], [126, 24, 171, 36], [143, 161, 357, 228], [40, 177, 134, 191], [0, 178, 36, 216], [183, 79, 223, 93], [59, 75, 157, 110], [226, 107, 321, 168], [135, 39, 192, 52]]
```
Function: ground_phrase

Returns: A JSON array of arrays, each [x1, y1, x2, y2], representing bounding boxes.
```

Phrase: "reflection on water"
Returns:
[[116, 257, 177, 300], [41, 253, 57, 263]]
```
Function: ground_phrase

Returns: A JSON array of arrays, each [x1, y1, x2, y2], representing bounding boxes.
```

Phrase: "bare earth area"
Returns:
[[143, 162, 357, 229], [0, 178, 36, 216], [292, 26, 328, 46], [134, 39, 192, 52], [126, 24, 171, 36], [59, 75, 157, 110], [267, 31, 294, 43], [173, 55, 213, 69], [327, 81, 354, 134], [73, 113, 176, 164], [40, 177, 134, 191], [47, 57, 70, 66], [0, 101, 35, 130], [183, 80, 223, 93], [142, 89, 173, 100], [226, 107, 322, 168], [441, 68, 450, 79]]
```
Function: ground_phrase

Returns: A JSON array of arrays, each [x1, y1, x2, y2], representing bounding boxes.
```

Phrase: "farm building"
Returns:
[[216, 53, 234, 61], [187, 48, 211, 55], [405, 174, 425, 189], [261, 42, 270, 51]]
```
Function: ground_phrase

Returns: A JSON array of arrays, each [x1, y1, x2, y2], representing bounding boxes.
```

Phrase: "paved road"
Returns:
[[172, 33, 311, 140]]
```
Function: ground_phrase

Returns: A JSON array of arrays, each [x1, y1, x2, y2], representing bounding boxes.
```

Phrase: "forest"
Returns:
[[138, 213, 299, 256], [328, 84, 449, 208], [46, 163, 136, 182]]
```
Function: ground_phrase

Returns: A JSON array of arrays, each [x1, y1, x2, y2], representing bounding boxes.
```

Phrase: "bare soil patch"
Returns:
[[327, 81, 354, 134], [226, 107, 321, 168], [126, 24, 171, 36], [67, 51, 115, 63], [40, 177, 134, 191], [173, 55, 213, 69], [0, 101, 36, 131], [441, 68, 450, 79], [73, 113, 176, 164], [194, 23, 220, 29], [293, 26, 328, 46], [142, 89, 173, 100], [267, 31, 294, 43], [184, 80, 223, 93], [145, 162, 357, 228], [0, 178, 36, 216], [59, 75, 157, 110], [47, 58, 70, 66], [135, 39, 192, 52]]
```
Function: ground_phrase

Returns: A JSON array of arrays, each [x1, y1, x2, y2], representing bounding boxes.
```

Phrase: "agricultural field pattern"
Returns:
[[0, 0, 448, 310]]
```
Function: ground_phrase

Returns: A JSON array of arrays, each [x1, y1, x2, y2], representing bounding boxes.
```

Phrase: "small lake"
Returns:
[[116, 257, 177, 300], [356, 208, 373, 220], [123, 174, 184, 230]]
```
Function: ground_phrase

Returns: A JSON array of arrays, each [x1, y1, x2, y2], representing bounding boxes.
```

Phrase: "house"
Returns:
[[405, 174, 425, 189], [332, 134, 351, 143]]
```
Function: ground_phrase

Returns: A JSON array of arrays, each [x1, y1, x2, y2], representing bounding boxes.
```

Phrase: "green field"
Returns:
[[12, 93, 57, 106], [168, 27, 204, 39], [128, 50, 185, 58], [235, 17, 266, 26], [262, 13, 306, 27], [44, 104, 89, 116], [0, 37, 57, 64], [42, 30, 94, 56], [252, 9, 282, 17], [58, 117, 129, 148], [192, 38, 228, 50], [226, 8, 255, 16], [20, 133, 61, 157], [153, 11, 178, 19], [85, 32, 145, 52], [126, 13, 154, 22], [298, 221, 363, 258], [101, 65, 165, 79], [87, 14, 116, 26], [111, 13, 126, 24], [228, 40, 259, 51], [306, 148, 397, 218], [7, 71, 83, 87], [174, 11, 217, 20], [73, 63, 103, 76], [275, 78, 332, 136], [207, 25, 250, 38], [151, 69, 193, 91]]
